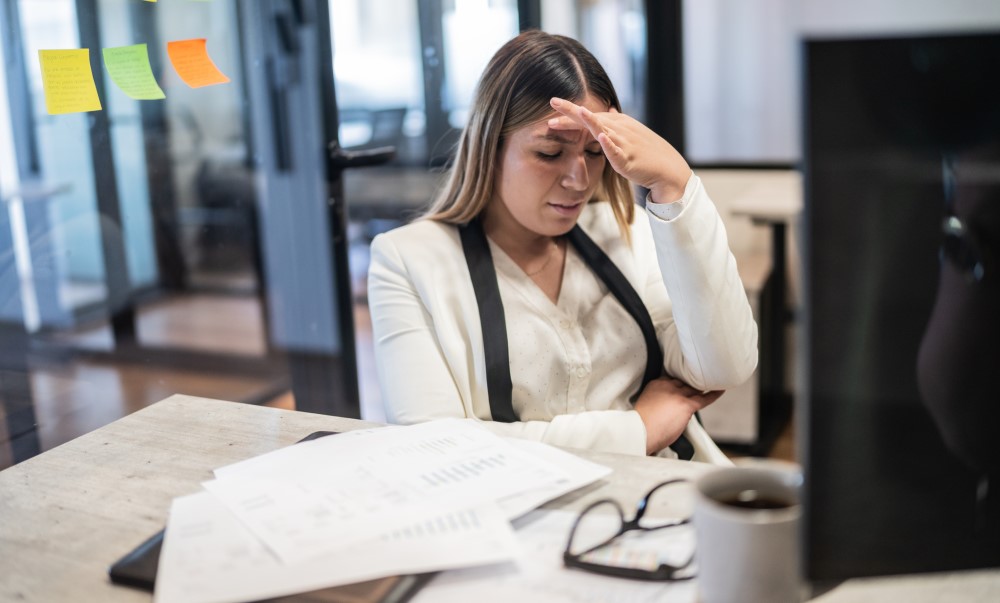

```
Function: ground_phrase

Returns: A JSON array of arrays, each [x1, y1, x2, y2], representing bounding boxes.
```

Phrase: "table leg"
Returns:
[[754, 222, 793, 456]]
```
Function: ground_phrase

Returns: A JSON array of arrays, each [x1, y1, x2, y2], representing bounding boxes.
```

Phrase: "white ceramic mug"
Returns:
[[693, 461, 804, 603]]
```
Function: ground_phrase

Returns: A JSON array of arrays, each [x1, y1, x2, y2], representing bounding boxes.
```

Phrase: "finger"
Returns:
[[695, 390, 725, 405], [549, 97, 585, 122], [597, 131, 623, 159], [546, 115, 584, 131], [550, 97, 606, 140], [669, 377, 690, 389], [669, 380, 699, 397], [574, 104, 609, 140]]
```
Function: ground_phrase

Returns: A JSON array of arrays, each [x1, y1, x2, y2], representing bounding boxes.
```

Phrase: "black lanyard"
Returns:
[[459, 217, 694, 459]]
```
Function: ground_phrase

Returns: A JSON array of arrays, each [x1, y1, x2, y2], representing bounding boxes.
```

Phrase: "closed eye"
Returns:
[[537, 149, 603, 161]]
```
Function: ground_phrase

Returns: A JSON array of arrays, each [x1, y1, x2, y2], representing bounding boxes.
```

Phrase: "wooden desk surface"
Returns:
[[1, 394, 997, 602], [0, 394, 709, 602], [729, 195, 802, 225]]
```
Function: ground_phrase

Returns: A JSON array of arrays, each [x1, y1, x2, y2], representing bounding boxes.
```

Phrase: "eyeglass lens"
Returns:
[[940, 154, 986, 283], [942, 217, 986, 282], [566, 480, 694, 576]]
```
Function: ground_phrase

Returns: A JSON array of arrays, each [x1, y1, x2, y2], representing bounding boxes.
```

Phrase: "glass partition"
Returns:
[[18, 0, 106, 328], [0, 0, 367, 470]]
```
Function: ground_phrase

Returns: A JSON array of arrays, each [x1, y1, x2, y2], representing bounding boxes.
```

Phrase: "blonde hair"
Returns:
[[423, 30, 635, 240]]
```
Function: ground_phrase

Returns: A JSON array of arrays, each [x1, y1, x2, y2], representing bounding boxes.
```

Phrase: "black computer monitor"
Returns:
[[800, 32, 1000, 580]]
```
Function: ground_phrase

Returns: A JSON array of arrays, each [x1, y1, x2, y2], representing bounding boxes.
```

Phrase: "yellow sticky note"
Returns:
[[38, 49, 102, 115], [103, 44, 165, 100], [144, 1, 156, 3], [166, 39, 231, 88]]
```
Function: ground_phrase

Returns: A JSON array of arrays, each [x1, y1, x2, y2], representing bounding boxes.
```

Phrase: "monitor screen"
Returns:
[[801, 32, 1000, 580]]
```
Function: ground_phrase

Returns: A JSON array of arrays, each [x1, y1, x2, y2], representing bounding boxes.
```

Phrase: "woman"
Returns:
[[367, 30, 757, 461]]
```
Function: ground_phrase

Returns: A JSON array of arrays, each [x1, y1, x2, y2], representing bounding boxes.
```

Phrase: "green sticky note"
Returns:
[[102, 44, 165, 100]]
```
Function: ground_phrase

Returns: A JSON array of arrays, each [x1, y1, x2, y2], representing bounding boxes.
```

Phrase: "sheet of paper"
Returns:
[[38, 49, 102, 115], [212, 426, 613, 535], [166, 38, 230, 88], [155, 491, 519, 603], [212, 426, 391, 480], [496, 438, 612, 520], [103, 44, 165, 100], [203, 420, 575, 563], [412, 510, 698, 603]]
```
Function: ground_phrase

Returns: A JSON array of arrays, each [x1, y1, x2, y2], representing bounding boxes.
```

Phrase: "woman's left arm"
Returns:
[[550, 98, 758, 390], [642, 175, 758, 390]]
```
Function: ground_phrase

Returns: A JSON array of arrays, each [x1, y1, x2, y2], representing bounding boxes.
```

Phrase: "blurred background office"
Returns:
[[1, 0, 997, 471]]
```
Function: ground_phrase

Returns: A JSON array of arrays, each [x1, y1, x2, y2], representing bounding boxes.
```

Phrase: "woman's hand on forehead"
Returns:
[[548, 97, 692, 204]]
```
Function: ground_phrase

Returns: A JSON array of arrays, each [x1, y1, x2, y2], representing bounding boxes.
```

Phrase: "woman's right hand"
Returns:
[[634, 377, 723, 455]]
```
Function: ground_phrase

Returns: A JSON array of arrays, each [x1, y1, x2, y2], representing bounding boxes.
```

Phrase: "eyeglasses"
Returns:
[[941, 215, 986, 284], [563, 479, 695, 581], [939, 154, 987, 284]]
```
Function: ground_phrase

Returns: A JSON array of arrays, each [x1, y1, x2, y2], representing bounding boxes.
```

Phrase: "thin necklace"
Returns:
[[524, 239, 558, 277]]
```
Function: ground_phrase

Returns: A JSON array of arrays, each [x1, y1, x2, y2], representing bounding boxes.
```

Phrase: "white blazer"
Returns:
[[368, 174, 758, 462]]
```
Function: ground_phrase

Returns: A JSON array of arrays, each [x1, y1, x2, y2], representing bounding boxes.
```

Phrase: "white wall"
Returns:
[[797, 0, 1000, 37], [683, 0, 798, 164], [683, 0, 1000, 164]]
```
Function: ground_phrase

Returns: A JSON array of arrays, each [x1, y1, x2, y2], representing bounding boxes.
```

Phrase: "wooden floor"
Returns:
[[0, 293, 794, 470]]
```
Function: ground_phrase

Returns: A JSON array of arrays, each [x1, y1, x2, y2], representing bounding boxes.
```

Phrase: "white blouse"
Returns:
[[490, 236, 648, 421], [367, 174, 758, 458]]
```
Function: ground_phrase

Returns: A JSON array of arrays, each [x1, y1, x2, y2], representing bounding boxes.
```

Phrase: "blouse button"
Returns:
[[560, 320, 573, 330], [575, 366, 588, 378]]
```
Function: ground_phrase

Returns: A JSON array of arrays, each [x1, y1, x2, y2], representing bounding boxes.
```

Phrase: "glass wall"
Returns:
[[0, 0, 365, 470], [0, 9, 25, 326], [153, 0, 254, 293], [18, 0, 108, 327]]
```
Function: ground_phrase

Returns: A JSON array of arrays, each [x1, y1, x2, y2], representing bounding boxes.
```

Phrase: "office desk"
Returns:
[[0, 394, 710, 602], [1, 394, 997, 602]]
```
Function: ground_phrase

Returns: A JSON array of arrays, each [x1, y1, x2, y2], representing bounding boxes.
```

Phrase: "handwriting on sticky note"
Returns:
[[166, 39, 230, 88], [38, 49, 102, 115], [103, 44, 165, 100]]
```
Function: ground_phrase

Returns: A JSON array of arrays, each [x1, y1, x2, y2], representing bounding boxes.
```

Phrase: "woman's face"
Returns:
[[488, 94, 609, 240]]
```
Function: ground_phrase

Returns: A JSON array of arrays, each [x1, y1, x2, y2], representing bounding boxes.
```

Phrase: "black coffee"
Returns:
[[716, 489, 795, 510]]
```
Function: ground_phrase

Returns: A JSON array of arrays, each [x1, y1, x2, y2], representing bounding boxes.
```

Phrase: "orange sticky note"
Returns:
[[38, 49, 102, 115], [166, 39, 230, 88]]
